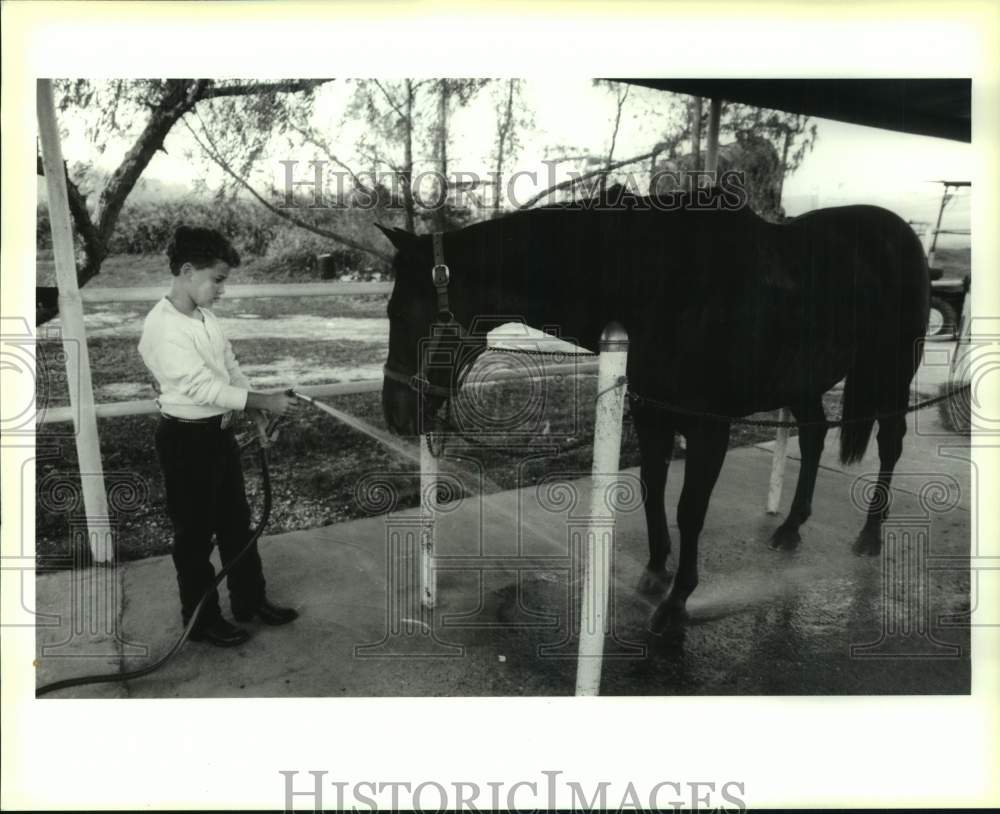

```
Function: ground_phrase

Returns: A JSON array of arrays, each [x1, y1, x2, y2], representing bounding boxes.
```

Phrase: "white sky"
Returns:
[[59, 78, 972, 241]]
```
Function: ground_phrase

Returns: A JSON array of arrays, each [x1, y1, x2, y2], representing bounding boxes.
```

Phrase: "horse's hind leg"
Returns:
[[649, 420, 729, 633], [633, 407, 675, 596], [769, 398, 828, 551], [853, 412, 906, 556]]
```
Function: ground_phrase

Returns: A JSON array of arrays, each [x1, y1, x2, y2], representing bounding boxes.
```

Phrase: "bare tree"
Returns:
[[604, 83, 631, 167], [695, 100, 818, 195], [429, 79, 489, 228], [492, 80, 517, 215], [343, 79, 427, 233], [594, 80, 631, 194]]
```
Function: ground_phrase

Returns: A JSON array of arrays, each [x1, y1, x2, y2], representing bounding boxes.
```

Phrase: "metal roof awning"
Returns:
[[617, 79, 971, 142]]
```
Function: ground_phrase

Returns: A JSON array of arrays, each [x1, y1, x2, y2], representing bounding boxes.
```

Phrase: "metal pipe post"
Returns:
[[420, 434, 439, 609], [575, 322, 629, 696], [767, 408, 791, 514]]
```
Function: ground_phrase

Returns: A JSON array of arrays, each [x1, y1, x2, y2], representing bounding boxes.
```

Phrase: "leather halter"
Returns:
[[383, 232, 465, 399]]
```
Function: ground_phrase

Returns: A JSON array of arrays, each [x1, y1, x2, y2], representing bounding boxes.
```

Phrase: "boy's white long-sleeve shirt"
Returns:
[[138, 297, 250, 418]]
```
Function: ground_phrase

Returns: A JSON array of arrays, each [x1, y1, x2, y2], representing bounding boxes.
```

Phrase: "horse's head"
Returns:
[[377, 224, 469, 437]]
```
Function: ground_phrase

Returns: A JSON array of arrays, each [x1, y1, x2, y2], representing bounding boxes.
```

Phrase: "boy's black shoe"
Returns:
[[234, 598, 299, 626], [188, 617, 250, 647]]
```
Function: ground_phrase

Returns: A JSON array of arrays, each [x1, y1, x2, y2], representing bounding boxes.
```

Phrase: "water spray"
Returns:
[[289, 388, 426, 466]]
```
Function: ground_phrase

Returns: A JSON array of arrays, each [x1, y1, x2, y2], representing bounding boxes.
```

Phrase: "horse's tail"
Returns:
[[839, 351, 878, 465], [837, 205, 928, 466]]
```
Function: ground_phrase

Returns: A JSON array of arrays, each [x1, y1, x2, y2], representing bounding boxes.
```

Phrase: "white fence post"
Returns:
[[767, 409, 791, 514], [420, 434, 439, 609], [575, 322, 629, 697], [37, 79, 112, 563]]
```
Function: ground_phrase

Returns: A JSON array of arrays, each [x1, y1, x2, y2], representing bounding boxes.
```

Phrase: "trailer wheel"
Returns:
[[928, 296, 958, 338]]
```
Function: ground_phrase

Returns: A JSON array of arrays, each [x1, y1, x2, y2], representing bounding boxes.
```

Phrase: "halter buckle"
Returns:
[[432, 264, 450, 287], [410, 374, 432, 394]]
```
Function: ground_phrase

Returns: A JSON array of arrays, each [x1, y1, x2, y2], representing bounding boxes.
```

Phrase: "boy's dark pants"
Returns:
[[154, 416, 266, 629]]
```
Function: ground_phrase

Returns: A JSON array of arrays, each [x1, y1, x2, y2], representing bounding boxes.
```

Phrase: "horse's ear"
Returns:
[[374, 223, 416, 255]]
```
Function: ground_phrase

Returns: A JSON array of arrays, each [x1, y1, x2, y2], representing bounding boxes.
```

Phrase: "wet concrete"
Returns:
[[36, 409, 971, 697]]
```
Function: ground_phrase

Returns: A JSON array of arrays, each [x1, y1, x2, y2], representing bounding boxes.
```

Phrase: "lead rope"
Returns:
[[627, 381, 972, 428]]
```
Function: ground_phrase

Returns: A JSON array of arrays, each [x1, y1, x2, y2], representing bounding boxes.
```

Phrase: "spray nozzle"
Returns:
[[288, 388, 316, 405]]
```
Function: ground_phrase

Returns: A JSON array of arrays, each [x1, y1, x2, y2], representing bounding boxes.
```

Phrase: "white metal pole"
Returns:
[[575, 322, 628, 696], [767, 409, 791, 514], [37, 79, 112, 563], [927, 184, 951, 270], [950, 277, 972, 382], [419, 434, 439, 609]]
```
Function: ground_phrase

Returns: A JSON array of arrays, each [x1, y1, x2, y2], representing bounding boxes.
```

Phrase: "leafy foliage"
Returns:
[[37, 195, 389, 279]]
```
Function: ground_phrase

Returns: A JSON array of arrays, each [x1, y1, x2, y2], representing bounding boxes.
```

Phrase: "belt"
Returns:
[[161, 411, 234, 429]]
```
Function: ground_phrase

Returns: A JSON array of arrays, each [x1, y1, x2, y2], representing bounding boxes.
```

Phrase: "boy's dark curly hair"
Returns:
[[166, 226, 241, 275]]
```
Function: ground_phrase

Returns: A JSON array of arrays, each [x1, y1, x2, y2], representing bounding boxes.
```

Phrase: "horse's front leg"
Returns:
[[650, 420, 729, 633], [633, 409, 674, 596]]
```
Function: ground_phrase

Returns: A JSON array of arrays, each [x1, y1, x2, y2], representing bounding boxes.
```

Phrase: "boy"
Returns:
[[138, 226, 300, 647]]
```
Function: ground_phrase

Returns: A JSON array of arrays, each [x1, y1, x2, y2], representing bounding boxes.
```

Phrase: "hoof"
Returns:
[[637, 567, 671, 597], [852, 528, 883, 557], [648, 599, 688, 635], [768, 525, 801, 551]]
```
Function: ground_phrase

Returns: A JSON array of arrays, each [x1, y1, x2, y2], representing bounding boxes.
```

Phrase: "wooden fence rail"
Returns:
[[37, 360, 599, 424]]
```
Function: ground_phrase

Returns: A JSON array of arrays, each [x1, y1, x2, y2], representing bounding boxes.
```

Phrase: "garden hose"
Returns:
[[35, 419, 280, 698]]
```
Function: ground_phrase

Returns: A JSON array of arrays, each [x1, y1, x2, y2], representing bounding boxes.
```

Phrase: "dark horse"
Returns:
[[377, 193, 928, 631]]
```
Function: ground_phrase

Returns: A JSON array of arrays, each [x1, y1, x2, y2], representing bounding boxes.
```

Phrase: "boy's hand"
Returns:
[[264, 392, 300, 417], [246, 391, 301, 417], [249, 407, 270, 437], [248, 408, 281, 447]]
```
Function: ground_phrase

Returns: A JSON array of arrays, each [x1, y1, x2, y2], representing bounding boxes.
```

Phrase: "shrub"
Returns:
[[36, 204, 52, 249], [36, 195, 392, 280]]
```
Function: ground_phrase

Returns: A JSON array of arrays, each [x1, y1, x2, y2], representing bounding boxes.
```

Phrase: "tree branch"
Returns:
[[606, 84, 630, 167], [286, 121, 375, 195], [517, 148, 659, 210], [371, 79, 407, 120], [201, 79, 331, 99], [184, 113, 392, 262]]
